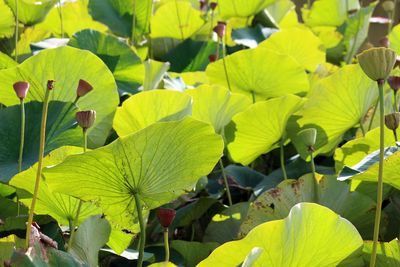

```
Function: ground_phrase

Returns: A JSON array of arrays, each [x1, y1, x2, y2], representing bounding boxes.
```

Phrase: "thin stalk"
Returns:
[[209, 10, 215, 38], [25, 88, 52, 248], [368, 98, 380, 131], [18, 98, 25, 172], [369, 80, 385, 267], [174, 0, 185, 41], [360, 118, 366, 136], [134, 193, 145, 267], [280, 139, 288, 180], [307, 0, 311, 9], [14, 0, 18, 61], [57, 0, 64, 38], [221, 38, 232, 91], [310, 150, 316, 180], [190, 222, 195, 241], [394, 92, 398, 112], [163, 228, 170, 262], [68, 129, 87, 251], [251, 91, 256, 103], [219, 159, 232, 206], [393, 130, 398, 142]]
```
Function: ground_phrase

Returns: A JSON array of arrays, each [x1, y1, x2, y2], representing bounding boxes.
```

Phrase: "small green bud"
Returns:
[[357, 47, 397, 81], [385, 112, 400, 130], [298, 128, 317, 148], [382, 1, 395, 13]]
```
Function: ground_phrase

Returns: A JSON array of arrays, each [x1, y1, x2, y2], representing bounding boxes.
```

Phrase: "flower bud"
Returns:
[[382, 1, 395, 13], [13, 81, 29, 100], [156, 208, 176, 228], [385, 112, 400, 130], [210, 2, 217, 10], [77, 79, 93, 98], [357, 47, 397, 81], [47, 80, 55, 90], [388, 76, 400, 92], [213, 21, 226, 38], [298, 128, 317, 148], [199, 0, 206, 11], [209, 54, 218, 62], [76, 110, 96, 130]]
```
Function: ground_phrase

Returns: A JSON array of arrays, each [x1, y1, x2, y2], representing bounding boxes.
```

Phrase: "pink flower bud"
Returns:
[[388, 76, 400, 92], [76, 110, 96, 130], [210, 2, 217, 10], [213, 21, 226, 38], [77, 79, 93, 98], [209, 54, 218, 62], [199, 0, 206, 10], [47, 80, 55, 90], [156, 208, 176, 228], [13, 81, 29, 100]]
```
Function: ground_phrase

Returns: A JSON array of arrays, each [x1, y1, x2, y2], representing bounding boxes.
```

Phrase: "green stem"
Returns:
[[18, 98, 25, 173], [219, 159, 232, 206], [280, 139, 287, 180], [370, 80, 385, 267], [393, 130, 398, 142], [221, 38, 232, 91], [14, 0, 18, 62], [134, 193, 145, 267], [163, 228, 170, 262], [209, 10, 215, 38], [310, 150, 316, 180], [368, 98, 380, 131], [251, 91, 256, 103], [174, 0, 184, 41], [131, 0, 136, 45], [57, 0, 64, 38], [394, 91, 398, 112], [25, 88, 52, 248], [190, 222, 195, 241], [360, 118, 366, 136], [307, 0, 311, 9]]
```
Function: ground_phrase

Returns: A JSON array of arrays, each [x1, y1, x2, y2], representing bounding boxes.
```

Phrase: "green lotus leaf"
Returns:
[[143, 59, 170, 90], [363, 239, 400, 266], [217, 0, 275, 19], [287, 64, 377, 159], [262, 0, 296, 28], [227, 94, 305, 165], [239, 174, 379, 240], [0, 235, 18, 264], [0, 0, 14, 38], [389, 24, 400, 55], [186, 84, 252, 135], [13, 27, 50, 61], [69, 29, 144, 94], [151, 1, 204, 39], [37, 0, 108, 37], [113, 90, 191, 137], [171, 240, 219, 267], [5, 0, 56, 25], [198, 202, 364, 267], [259, 27, 326, 72], [303, 0, 360, 27], [44, 118, 224, 232], [0, 46, 119, 147], [70, 215, 111, 267], [206, 47, 309, 100], [0, 52, 16, 69], [133, 0, 152, 42], [88, 0, 132, 37]]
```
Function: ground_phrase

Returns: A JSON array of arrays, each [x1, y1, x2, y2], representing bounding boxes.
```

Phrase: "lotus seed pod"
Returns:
[[388, 76, 400, 92], [357, 47, 397, 81], [298, 128, 317, 148], [382, 1, 395, 13], [156, 208, 176, 228], [210, 2, 217, 10], [77, 79, 93, 97], [213, 21, 226, 38], [47, 80, 55, 90], [209, 54, 218, 62], [385, 112, 400, 130], [76, 110, 96, 130], [13, 81, 29, 100]]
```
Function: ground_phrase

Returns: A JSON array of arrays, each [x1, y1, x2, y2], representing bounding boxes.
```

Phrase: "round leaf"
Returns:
[[389, 24, 400, 55], [5, 0, 56, 25], [217, 0, 275, 19], [0, 0, 14, 38]]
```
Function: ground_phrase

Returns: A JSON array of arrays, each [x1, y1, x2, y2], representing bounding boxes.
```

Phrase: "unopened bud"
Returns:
[[156, 208, 176, 228], [13, 81, 29, 100], [213, 21, 226, 38], [385, 112, 400, 130], [382, 1, 395, 13], [298, 128, 317, 149], [76, 110, 96, 130], [210, 2, 217, 10], [47, 80, 55, 90], [209, 54, 218, 62], [388, 76, 400, 92], [77, 79, 93, 98], [357, 47, 397, 81]]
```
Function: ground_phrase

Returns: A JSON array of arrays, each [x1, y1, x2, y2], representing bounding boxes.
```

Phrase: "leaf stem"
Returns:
[[360, 118, 366, 136], [18, 98, 25, 173], [221, 38, 232, 91], [57, 0, 64, 38], [368, 97, 380, 131], [219, 159, 232, 206], [394, 91, 398, 112], [131, 0, 137, 45], [280, 139, 287, 180], [14, 0, 18, 62], [134, 193, 145, 267], [310, 150, 316, 180], [25, 87, 52, 248], [163, 228, 170, 262], [370, 80, 385, 267]]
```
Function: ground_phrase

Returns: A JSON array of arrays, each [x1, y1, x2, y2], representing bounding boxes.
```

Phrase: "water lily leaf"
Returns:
[[389, 24, 400, 55], [10, 146, 101, 226], [170, 240, 219, 267], [151, 1, 204, 39], [44, 118, 224, 232], [287, 64, 377, 159], [199, 202, 364, 267], [5, 0, 56, 25], [217, 0, 275, 19], [69, 29, 144, 94], [240, 174, 379, 239], [113, 90, 191, 137], [227, 94, 305, 165], [363, 239, 400, 266], [37, 0, 107, 37], [0, 0, 14, 38], [259, 27, 325, 72], [186, 85, 251, 135], [0, 46, 119, 148], [206, 47, 309, 100], [0, 101, 80, 182], [70, 215, 111, 267]]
